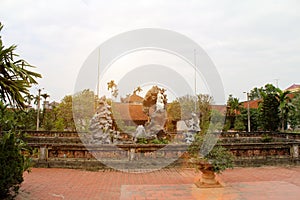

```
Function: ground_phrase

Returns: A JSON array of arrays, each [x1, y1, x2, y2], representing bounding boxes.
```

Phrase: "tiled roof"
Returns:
[[122, 93, 144, 104], [211, 105, 227, 114], [285, 84, 300, 92], [112, 103, 148, 121], [241, 99, 262, 109], [241, 92, 296, 109]]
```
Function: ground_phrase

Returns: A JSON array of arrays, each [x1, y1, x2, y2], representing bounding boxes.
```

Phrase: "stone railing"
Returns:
[[221, 131, 300, 140], [222, 141, 299, 167], [24, 131, 79, 138], [22, 131, 300, 170], [24, 130, 300, 140]]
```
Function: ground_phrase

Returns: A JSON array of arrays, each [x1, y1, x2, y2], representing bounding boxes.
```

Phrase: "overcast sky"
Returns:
[[1, 0, 300, 104]]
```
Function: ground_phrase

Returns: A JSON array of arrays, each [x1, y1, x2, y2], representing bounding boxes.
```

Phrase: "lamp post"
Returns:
[[36, 88, 44, 131], [244, 92, 251, 132], [36, 89, 41, 131]]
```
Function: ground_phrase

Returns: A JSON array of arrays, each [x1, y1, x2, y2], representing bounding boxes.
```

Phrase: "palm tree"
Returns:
[[41, 93, 50, 107], [277, 89, 293, 131], [107, 80, 116, 91], [41, 93, 50, 111], [107, 80, 118, 99], [24, 94, 34, 107], [134, 86, 142, 94], [227, 95, 241, 116], [0, 23, 41, 108], [226, 95, 241, 129], [41, 93, 50, 101]]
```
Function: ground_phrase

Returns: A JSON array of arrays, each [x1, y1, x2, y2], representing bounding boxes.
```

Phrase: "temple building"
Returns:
[[113, 93, 148, 126]]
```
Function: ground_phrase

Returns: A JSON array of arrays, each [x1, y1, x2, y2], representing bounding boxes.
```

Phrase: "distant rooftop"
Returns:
[[121, 93, 144, 104], [285, 84, 300, 92], [112, 103, 148, 122]]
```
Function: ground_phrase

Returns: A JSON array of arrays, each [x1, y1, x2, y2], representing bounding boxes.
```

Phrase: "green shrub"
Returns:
[[188, 134, 234, 174], [261, 134, 273, 143], [136, 138, 148, 144], [0, 132, 31, 199], [205, 145, 234, 173], [150, 138, 169, 144], [234, 117, 245, 131], [222, 121, 231, 132]]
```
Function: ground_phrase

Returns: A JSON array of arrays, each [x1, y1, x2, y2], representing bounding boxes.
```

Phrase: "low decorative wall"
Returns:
[[221, 131, 300, 140], [23, 131, 300, 170]]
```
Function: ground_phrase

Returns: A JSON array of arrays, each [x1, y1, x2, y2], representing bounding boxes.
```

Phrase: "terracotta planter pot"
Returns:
[[196, 168, 223, 188], [191, 159, 223, 188]]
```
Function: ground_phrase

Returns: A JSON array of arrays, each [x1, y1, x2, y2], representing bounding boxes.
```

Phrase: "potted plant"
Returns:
[[189, 134, 234, 188]]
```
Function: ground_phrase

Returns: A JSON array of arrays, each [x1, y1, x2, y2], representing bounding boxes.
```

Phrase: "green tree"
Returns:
[[276, 89, 293, 131], [234, 115, 246, 131], [16, 108, 37, 130], [0, 23, 40, 198], [209, 109, 225, 132], [73, 89, 98, 131], [56, 95, 76, 131], [167, 95, 196, 121], [42, 108, 57, 131], [166, 94, 213, 133], [166, 100, 181, 132], [289, 93, 300, 130], [264, 83, 278, 95], [225, 95, 240, 130], [249, 87, 262, 100], [55, 118, 65, 131], [167, 100, 181, 121], [238, 108, 260, 131], [198, 94, 213, 132], [288, 108, 298, 131], [0, 104, 33, 198], [0, 23, 41, 109], [249, 84, 278, 101], [260, 93, 280, 131], [0, 132, 30, 198], [249, 84, 284, 131]]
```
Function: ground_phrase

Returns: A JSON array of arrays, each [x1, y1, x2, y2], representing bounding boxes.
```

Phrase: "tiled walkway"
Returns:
[[17, 166, 300, 200]]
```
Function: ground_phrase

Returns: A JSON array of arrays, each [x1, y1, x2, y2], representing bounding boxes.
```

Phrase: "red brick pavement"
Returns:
[[17, 167, 300, 200]]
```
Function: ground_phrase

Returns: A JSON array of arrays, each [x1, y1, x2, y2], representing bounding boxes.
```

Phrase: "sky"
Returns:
[[1, 0, 300, 104]]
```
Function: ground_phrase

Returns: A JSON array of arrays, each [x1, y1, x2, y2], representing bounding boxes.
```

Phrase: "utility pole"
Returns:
[[244, 92, 251, 132], [36, 88, 41, 131], [97, 47, 101, 98], [274, 78, 279, 88], [194, 49, 197, 113]]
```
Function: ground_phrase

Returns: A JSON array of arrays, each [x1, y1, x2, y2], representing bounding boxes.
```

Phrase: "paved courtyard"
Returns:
[[17, 166, 300, 200]]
